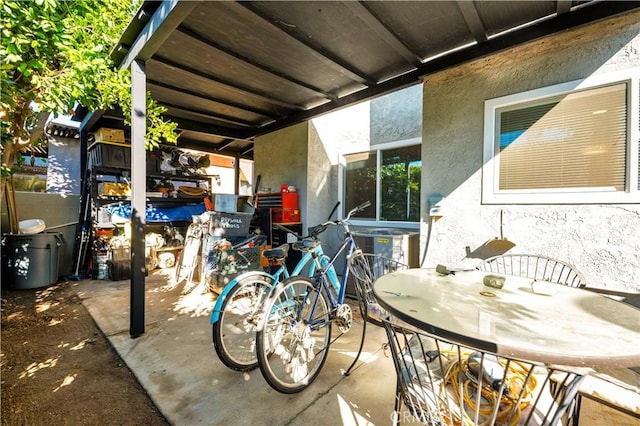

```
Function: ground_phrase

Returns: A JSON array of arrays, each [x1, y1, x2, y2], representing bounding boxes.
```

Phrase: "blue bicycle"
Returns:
[[255, 201, 371, 393], [210, 206, 340, 371]]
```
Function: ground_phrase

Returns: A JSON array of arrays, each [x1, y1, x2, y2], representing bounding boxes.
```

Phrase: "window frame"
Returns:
[[482, 68, 640, 204], [339, 137, 421, 229]]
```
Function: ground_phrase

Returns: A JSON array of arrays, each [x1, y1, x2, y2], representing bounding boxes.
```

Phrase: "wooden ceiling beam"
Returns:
[[148, 79, 278, 120], [162, 102, 256, 128], [175, 26, 338, 102], [253, 0, 640, 138], [169, 116, 254, 140], [150, 56, 303, 111], [349, 2, 422, 66], [456, 1, 488, 43], [238, 2, 376, 87], [556, 1, 573, 15], [116, 1, 198, 69]]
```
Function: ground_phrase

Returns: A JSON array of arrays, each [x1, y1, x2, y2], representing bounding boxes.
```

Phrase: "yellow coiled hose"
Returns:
[[438, 351, 538, 426]]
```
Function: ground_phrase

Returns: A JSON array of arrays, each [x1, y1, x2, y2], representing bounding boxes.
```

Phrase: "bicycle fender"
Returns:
[[209, 270, 273, 324], [291, 250, 317, 277]]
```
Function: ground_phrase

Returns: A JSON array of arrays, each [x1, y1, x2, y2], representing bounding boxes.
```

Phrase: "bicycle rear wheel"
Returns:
[[212, 274, 274, 371], [256, 277, 331, 393]]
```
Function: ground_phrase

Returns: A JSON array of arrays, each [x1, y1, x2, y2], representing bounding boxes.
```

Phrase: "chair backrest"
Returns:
[[348, 252, 410, 303], [476, 254, 586, 288], [348, 253, 409, 322], [380, 317, 586, 425]]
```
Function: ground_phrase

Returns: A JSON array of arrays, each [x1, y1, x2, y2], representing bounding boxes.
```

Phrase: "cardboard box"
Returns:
[[212, 194, 238, 213], [99, 182, 131, 196], [94, 127, 125, 143]]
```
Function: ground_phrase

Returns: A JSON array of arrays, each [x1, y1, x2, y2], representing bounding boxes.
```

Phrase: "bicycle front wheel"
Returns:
[[256, 277, 331, 393], [212, 274, 274, 371]]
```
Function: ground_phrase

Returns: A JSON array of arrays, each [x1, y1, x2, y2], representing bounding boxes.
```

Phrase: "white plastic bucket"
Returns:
[[19, 219, 46, 235]]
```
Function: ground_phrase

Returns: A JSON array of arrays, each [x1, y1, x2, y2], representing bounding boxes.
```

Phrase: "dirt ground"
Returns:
[[1, 281, 168, 426]]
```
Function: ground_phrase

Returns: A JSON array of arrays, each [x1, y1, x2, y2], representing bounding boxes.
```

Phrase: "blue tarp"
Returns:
[[107, 203, 206, 223]]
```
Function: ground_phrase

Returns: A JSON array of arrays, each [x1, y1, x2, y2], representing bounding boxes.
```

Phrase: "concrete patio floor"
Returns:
[[75, 269, 397, 425], [74, 269, 637, 425]]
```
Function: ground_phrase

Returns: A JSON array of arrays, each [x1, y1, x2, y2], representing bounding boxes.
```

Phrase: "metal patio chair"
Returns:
[[477, 254, 624, 424], [571, 287, 640, 424], [380, 317, 585, 425], [348, 252, 410, 322], [344, 252, 409, 375], [476, 254, 586, 288]]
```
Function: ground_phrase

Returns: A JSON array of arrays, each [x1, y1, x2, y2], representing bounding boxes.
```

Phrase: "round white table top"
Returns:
[[373, 268, 640, 368]]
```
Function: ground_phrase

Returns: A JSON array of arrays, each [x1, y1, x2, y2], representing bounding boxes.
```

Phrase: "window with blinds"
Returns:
[[497, 83, 627, 191], [483, 70, 639, 204]]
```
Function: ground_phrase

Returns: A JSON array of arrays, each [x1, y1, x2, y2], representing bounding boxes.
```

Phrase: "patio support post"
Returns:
[[130, 59, 147, 338], [234, 154, 240, 195]]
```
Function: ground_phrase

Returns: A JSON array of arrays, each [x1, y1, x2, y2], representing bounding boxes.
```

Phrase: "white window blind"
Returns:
[[497, 83, 627, 191]]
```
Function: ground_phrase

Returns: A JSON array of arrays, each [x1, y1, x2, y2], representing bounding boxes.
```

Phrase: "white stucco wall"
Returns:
[[421, 11, 640, 291], [254, 122, 311, 227], [254, 122, 308, 190], [254, 121, 342, 255], [47, 135, 82, 194]]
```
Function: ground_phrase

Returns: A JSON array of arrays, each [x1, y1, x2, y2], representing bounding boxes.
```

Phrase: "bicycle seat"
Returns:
[[262, 244, 289, 260], [292, 238, 320, 251]]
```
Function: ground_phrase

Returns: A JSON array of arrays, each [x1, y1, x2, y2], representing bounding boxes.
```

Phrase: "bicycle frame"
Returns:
[[254, 201, 371, 393], [209, 244, 325, 323], [294, 230, 358, 333], [265, 201, 369, 327], [210, 201, 343, 324]]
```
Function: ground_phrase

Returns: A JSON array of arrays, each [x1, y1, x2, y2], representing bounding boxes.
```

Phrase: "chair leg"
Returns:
[[572, 394, 583, 426], [393, 381, 402, 426]]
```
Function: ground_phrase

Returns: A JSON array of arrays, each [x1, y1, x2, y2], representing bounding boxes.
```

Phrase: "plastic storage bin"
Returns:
[[108, 247, 131, 280], [1, 232, 65, 289], [208, 212, 252, 237]]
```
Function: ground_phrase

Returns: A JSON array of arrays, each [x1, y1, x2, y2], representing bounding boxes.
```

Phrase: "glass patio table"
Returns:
[[373, 268, 640, 369]]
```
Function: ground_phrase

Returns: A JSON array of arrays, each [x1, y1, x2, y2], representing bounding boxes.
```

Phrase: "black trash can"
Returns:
[[1, 232, 65, 289]]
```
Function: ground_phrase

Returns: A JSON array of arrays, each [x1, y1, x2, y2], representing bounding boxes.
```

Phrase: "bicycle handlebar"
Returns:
[[274, 201, 370, 243], [272, 201, 344, 239], [307, 201, 370, 238]]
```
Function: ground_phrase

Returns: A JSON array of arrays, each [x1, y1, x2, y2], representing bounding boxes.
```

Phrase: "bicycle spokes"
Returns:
[[256, 278, 331, 393]]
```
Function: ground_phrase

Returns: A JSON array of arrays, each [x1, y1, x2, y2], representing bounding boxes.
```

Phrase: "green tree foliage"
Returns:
[[0, 0, 177, 197], [380, 163, 420, 222]]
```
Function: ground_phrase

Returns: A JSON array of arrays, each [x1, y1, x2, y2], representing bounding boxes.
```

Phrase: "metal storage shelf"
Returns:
[[86, 165, 210, 279]]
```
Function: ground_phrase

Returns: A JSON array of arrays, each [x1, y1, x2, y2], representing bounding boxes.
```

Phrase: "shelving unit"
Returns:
[[90, 166, 208, 207], [87, 165, 211, 279]]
